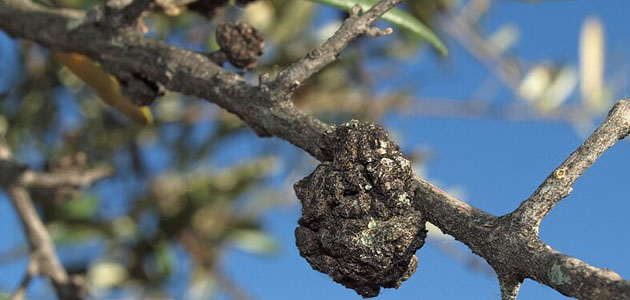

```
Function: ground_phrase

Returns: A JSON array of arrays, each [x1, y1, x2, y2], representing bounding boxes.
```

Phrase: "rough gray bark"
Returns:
[[1, 0, 630, 299]]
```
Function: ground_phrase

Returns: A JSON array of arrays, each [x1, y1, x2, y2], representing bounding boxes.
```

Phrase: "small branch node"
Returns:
[[350, 4, 362, 17], [366, 26, 393, 37]]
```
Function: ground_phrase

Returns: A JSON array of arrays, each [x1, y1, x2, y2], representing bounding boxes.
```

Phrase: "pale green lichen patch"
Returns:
[[549, 264, 570, 285], [398, 193, 410, 205], [367, 218, 377, 229]]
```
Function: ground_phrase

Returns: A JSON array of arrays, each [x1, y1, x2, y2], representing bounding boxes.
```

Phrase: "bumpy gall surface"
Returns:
[[294, 120, 426, 297]]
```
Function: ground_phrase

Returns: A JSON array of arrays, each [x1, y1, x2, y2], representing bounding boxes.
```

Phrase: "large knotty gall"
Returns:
[[294, 120, 427, 298]]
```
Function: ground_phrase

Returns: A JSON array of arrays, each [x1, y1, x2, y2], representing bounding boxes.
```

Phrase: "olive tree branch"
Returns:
[[2, 0, 630, 299]]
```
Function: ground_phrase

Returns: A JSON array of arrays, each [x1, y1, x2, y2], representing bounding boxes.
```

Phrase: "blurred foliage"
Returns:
[[0, 0, 621, 298]]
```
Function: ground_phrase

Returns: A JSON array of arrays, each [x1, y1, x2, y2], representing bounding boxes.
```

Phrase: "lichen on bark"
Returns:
[[294, 120, 427, 298]]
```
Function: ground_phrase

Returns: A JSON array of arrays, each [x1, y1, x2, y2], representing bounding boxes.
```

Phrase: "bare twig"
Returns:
[[271, 0, 403, 96], [512, 100, 630, 229]]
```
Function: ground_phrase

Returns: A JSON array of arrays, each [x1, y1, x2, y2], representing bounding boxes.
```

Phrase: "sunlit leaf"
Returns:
[[580, 16, 608, 112], [538, 66, 578, 112], [228, 229, 278, 254], [304, 0, 448, 55], [89, 261, 129, 288], [488, 24, 519, 53]]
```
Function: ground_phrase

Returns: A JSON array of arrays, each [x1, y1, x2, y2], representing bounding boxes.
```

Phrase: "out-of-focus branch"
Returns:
[[6, 186, 83, 300], [441, 2, 522, 91], [0, 140, 106, 299]]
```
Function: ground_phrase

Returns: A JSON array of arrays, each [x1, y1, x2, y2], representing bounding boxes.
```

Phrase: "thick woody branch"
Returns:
[[271, 0, 400, 95], [512, 100, 630, 229]]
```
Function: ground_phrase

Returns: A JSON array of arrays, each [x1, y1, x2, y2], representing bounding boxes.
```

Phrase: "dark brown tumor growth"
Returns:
[[294, 120, 427, 298]]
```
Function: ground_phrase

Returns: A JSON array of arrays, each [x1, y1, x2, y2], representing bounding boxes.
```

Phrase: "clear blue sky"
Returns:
[[1, 1, 630, 299]]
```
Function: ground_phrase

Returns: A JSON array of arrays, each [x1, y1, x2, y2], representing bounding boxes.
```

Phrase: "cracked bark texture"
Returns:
[[2, 0, 630, 298]]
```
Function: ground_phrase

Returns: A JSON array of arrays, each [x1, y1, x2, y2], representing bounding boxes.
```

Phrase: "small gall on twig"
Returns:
[[216, 22, 264, 70]]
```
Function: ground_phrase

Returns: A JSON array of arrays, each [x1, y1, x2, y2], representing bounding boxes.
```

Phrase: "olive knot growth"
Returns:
[[294, 120, 426, 298]]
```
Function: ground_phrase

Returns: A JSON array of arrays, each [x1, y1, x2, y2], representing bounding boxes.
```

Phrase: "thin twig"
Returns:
[[512, 100, 630, 229], [271, 0, 401, 96]]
